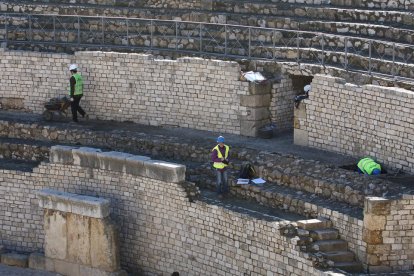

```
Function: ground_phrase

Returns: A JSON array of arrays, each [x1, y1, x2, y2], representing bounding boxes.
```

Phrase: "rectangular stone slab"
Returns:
[[72, 147, 102, 168], [96, 151, 134, 173], [50, 145, 77, 164], [38, 189, 110, 218], [125, 155, 151, 176], [144, 160, 186, 183]]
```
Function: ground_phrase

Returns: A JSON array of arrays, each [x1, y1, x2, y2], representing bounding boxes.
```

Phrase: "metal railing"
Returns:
[[1, 13, 414, 81]]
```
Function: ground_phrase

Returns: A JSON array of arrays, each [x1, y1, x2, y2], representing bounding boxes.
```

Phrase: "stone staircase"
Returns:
[[296, 218, 363, 273]]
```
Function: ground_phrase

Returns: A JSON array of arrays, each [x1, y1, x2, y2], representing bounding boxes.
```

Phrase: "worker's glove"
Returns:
[[222, 159, 229, 165]]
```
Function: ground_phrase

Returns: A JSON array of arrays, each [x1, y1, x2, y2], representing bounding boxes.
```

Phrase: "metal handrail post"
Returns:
[[77, 16, 80, 45], [368, 40, 372, 75], [321, 34, 325, 66], [199, 23, 202, 53], [344, 37, 348, 71], [101, 16, 104, 45], [150, 19, 153, 49], [126, 19, 129, 46], [392, 42, 396, 77], [248, 27, 251, 59], [4, 15, 8, 47], [53, 16, 56, 43], [224, 25, 228, 56], [175, 21, 178, 51], [29, 14, 32, 42], [272, 29, 276, 60], [296, 31, 300, 64]]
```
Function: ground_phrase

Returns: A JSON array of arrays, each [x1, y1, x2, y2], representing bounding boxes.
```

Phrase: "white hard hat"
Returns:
[[69, 64, 77, 71], [304, 84, 311, 93]]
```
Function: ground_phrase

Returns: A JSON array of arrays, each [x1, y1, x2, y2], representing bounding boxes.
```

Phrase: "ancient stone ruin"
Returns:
[[0, 0, 413, 275]]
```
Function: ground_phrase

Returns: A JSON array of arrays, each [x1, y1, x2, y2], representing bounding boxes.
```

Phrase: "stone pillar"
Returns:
[[363, 196, 391, 273], [36, 189, 126, 276], [240, 82, 272, 137], [293, 101, 308, 146]]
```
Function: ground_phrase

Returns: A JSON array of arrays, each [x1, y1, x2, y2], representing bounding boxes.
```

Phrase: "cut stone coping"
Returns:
[[50, 145, 186, 183], [37, 189, 110, 218]]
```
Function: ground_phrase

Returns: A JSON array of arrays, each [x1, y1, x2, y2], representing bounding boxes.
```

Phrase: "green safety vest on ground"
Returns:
[[357, 157, 381, 175], [212, 144, 229, 169], [69, 73, 83, 96]]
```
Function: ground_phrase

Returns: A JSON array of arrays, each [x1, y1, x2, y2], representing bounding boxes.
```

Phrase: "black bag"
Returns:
[[239, 163, 256, 179]]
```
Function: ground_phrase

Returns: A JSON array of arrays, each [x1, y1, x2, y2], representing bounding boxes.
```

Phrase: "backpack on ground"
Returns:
[[239, 163, 256, 179]]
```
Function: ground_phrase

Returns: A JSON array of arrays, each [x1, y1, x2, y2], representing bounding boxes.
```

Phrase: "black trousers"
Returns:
[[71, 94, 86, 122]]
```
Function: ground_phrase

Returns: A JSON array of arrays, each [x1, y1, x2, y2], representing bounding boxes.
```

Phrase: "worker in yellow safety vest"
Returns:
[[211, 136, 230, 198], [357, 157, 381, 175], [68, 64, 87, 123]]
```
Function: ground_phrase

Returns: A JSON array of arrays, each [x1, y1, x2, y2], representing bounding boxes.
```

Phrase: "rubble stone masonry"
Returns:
[[294, 74, 414, 173]]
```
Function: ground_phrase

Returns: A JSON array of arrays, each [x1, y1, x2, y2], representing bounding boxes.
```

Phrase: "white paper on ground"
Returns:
[[251, 178, 266, 184], [237, 178, 250, 185]]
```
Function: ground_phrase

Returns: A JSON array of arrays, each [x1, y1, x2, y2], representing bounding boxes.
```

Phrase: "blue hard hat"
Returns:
[[217, 136, 225, 143], [372, 169, 381, 175]]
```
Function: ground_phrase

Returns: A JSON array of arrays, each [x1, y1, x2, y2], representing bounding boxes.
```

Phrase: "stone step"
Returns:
[[297, 218, 332, 230], [333, 261, 364, 273], [310, 228, 339, 241], [311, 240, 348, 252], [321, 251, 355, 262]]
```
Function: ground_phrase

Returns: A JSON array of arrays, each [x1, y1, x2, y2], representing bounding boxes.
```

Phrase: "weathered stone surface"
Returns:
[[240, 119, 268, 137], [80, 265, 128, 276], [28, 253, 46, 270], [367, 265, 393, 273], [240, 94, 271, 107], [294, 128, 308, 146], [53, 259, 80, 275], [243, 107, 270, 121], [364, 197, 391, 215], [67, 213, 91, 266], [29, 253, 46, 270], [44, 210, 67, 260], [248, 82, 272, 95], [90, 218, 120, 272], [144, 160, 186, 183], [49, 145, 76, 164], [72, 147, 102, 168], [1, 253, 29, 268], [124, 155, 151, 176], [363, 214, 386, 231], [96, 151, 133, 172], [362, 229, 383, 244], [38, 189, 110, 218], [294, 103, 306, 119]]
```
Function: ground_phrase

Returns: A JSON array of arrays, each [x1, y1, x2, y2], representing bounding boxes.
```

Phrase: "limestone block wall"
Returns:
[[0, 146, 330, 275], [363, 196, 414, 273], [271, 77, 294, 130], [0, 48, 272, 135], [294, 74, 414, 173]]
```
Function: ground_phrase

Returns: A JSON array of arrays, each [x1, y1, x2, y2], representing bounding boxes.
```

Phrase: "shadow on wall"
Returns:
[[290, 75, 313, 97]]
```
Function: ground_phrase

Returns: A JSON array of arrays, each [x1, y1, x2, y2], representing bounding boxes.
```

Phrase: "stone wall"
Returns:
[[294, 74, 414, 173], [0, 48, 279, 136], [363, 196, 414, 273], [0, 146, 334, 275], [271, 77, 294, 130]]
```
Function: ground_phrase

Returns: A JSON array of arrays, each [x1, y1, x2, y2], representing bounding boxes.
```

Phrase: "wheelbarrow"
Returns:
[[42, 96, 71, 121]]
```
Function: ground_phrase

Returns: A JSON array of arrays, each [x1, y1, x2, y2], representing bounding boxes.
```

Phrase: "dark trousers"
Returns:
[[71, 94, 86, 122]]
